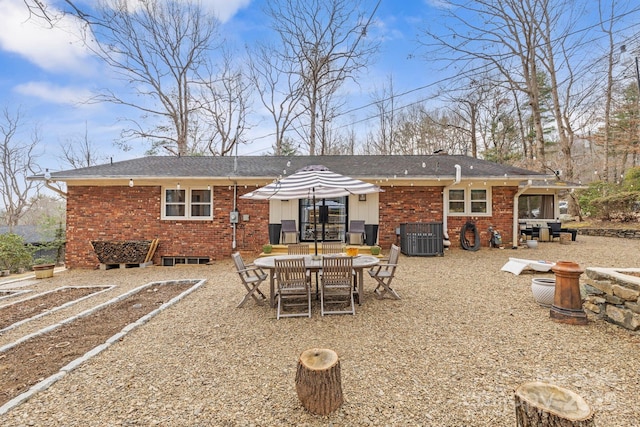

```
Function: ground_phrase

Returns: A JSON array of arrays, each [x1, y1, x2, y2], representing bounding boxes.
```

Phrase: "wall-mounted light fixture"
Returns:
[[129, 179, 134, 187], [177, 183, 181, 189], [44, 169, 52, 180]]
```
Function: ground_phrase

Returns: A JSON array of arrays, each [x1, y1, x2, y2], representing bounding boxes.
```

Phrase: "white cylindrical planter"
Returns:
[[531, 278, 556, 307]]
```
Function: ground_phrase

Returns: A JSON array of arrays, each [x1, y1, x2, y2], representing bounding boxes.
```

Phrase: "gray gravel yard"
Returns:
[[1, 235, 639, 426]]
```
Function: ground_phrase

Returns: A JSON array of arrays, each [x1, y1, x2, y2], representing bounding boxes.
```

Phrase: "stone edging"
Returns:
[[0, 278, 207, 415], [577, 228, 640, 239], [0, 286, 115, 334]]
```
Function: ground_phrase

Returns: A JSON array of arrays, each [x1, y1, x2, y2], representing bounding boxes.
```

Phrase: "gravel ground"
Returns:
[[1, 235, 639, 426]]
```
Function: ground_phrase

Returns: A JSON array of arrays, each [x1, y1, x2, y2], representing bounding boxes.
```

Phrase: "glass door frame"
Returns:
[[299, 196, 347, 242]]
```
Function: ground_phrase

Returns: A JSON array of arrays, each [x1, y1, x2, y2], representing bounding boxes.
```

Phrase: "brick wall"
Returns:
[[66, 184, 519, 268], [378, 186, 516, 250], [66, 186, 270, 269], [378, 186, 443, 248]]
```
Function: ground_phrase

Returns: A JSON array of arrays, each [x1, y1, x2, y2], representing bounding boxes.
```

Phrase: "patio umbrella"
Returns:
[[241, 165, 382, 255]]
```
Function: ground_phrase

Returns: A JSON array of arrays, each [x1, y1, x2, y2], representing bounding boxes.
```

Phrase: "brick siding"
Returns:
[[65, 184, 518, 268]]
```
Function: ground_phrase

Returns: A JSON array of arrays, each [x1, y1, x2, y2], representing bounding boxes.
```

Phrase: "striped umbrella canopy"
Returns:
[[242, 165, 382, 255], [241, 165, 382, 200]]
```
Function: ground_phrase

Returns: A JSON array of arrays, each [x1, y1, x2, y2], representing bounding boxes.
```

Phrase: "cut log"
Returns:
[[295, 348, 343, 415], [515, 381, 594, 427]]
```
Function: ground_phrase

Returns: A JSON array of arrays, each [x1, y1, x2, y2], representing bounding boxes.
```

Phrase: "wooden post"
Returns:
[[515, 382, 594, 426], [295, 348, 343, 415]]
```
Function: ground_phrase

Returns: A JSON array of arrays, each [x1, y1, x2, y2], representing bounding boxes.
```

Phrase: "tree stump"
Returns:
[[295, 348, 343, 415], [515, 382, 594, 427]]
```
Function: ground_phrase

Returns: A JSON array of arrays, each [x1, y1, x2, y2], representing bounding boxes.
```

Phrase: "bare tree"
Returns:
[[0, 108, 42, 230], [58, 122, 108, 169], [444, 76, 494, 159], [85, 0, 221, 156], [21, 0, 89, 24], [367, 75, 399, 155], [196, 51, 253, 156], [596, 0, 632, 182], [248, 42, 307, 156], [265, 0, 379, 155], [421, 0, 569, 167]]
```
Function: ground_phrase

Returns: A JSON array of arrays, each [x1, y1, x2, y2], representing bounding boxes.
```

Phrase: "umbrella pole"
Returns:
[[313, 189, 318, 256]]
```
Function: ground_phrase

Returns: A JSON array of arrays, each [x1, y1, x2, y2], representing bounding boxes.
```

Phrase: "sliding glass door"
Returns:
[[300, 197, 347, 242]]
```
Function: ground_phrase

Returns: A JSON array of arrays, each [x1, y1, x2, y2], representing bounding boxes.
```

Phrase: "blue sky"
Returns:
[[2, 0, 638, 174], [0, 0, 449, 172]]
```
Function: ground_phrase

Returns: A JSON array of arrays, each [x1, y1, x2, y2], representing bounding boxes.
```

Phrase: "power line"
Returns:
[[242, 4, 640, 155]]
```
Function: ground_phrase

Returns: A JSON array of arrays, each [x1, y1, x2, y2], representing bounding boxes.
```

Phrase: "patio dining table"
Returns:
[[253, 254, 380, 308]]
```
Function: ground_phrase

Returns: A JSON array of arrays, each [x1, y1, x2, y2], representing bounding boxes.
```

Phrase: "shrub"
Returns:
[[622, 166, 640, 191], [0, 233, 33, 273], [576, 181, 619, 217], [590, 191, 640, 221]]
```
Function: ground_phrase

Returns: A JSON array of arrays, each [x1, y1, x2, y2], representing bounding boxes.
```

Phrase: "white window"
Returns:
[[448, 188, 491, 216], [449, 189, 465, 213], [470, 189, 488, 214], [162, 187, 212, 220]]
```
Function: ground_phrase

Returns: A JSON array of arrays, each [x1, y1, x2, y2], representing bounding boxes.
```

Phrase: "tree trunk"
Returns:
[[295, 348, 343, 415], [515, 382, 594, 427]]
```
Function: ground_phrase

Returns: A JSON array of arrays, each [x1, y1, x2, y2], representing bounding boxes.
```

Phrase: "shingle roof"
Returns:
[[37, 155, 550, 181]]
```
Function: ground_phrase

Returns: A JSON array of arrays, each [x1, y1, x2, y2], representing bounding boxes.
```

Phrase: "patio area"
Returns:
[[1, 234, 638, 426]]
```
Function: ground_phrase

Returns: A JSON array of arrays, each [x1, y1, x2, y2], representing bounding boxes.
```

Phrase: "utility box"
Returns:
[[400, 222, 444, 256]]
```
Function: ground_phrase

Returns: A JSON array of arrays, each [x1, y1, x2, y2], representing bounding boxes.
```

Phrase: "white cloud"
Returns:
[[0, 0, 251, 75], [14, 81, 93, 105], [0, 0, 92, 73], [201, 0, 252, 23], [424, 0, 452, 10]]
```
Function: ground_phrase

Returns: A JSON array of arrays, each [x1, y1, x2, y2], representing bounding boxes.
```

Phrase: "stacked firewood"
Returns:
[[91, 239, 159, 264]]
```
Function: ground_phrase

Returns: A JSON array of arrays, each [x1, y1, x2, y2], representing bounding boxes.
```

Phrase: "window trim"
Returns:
[[447, 187, 491, 216], [161, 186, 213, 220]]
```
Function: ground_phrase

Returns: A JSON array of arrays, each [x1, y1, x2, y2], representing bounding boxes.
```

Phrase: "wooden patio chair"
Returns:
[[322, 242, 343, 255], [288, 243, 313, 286], [281, 220, 299, 244], [346, 220, 366, 245], [368, 244, 401, 300], [274, 258, 312, 319], [287, 243, 310, 255], [320, 256, 355, 316], [232, 252, 267, 308]]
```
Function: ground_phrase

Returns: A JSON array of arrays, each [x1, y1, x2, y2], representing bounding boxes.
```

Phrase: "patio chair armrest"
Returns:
[[239, 266, 266, 275], [376, 262, 398, 268]]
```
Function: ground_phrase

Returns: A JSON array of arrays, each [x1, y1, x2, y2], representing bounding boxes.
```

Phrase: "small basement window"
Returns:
[[162, 257, 210, 266]]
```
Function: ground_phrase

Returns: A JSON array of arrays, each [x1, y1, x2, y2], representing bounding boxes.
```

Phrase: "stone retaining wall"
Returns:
[[582, 267, 640, 331], [578, 228, 640, 239]]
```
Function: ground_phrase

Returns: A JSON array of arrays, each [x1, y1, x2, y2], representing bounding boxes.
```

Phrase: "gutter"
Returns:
[[442, 164, 461, 246], [512, 180, 533, 248]]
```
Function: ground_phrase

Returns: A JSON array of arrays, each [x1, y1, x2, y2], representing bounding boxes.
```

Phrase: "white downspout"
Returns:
[[442, 164, 461, 247], [45, 181, 67, 198], [232, 182, 238, 250], [232, 143, 239, 250], [512, 180, 532, 248]]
